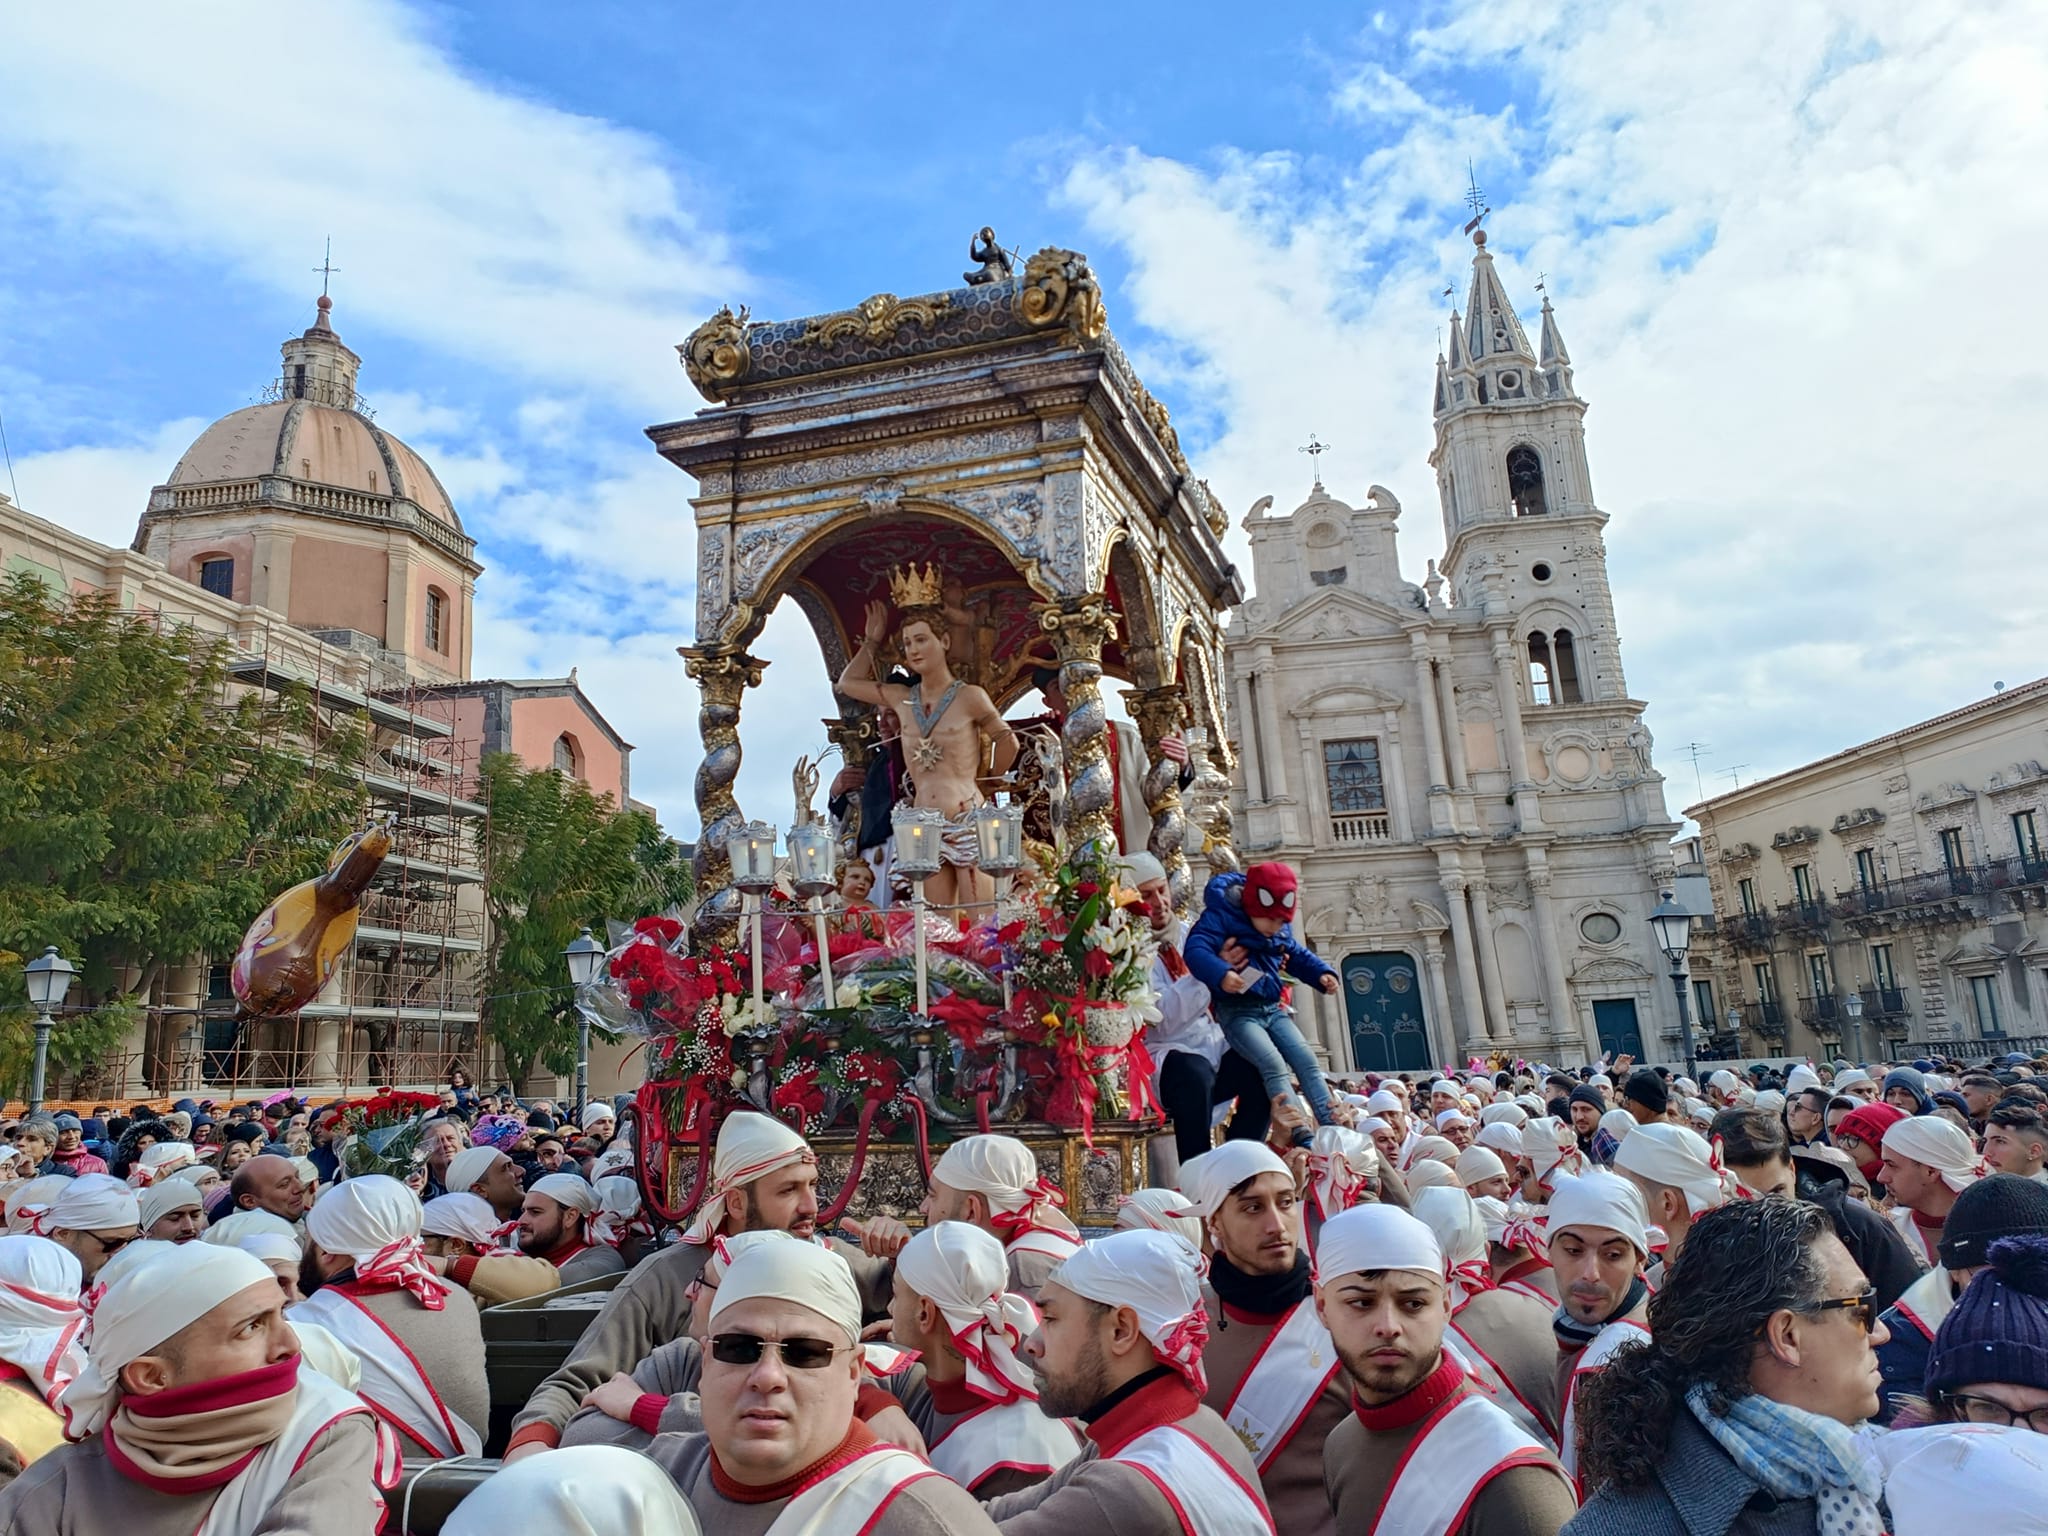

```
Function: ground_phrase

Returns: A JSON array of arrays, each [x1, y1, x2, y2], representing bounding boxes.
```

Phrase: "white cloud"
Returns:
[[1061, 0, 2048, 808], [6, 419, 208, 548], [0, 1, 744, 413]]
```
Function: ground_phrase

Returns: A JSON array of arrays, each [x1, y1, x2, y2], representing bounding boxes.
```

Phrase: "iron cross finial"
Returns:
[[1299, 433, 1331, 491], [313, 237, 340, 299]]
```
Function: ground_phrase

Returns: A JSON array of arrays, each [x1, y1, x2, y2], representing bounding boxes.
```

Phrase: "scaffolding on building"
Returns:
[[63, 611, 492, 1099]]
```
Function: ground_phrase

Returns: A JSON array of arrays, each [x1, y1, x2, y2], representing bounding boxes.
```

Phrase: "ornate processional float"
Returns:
[[601, 234, 1249, 1225]]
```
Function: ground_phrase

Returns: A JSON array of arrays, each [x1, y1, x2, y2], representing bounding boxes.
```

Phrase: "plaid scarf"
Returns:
[[1685, 1386, 1881, 1536]]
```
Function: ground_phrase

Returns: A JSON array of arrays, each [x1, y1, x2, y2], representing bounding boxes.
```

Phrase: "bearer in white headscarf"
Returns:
[[1114, 1187, 1204, 1249], [515, 1173, 625, 1286], [983, 1230, 1271, 1535], [43, 1175, 140, 1286], [0, 1240, 395, 1535], [1879, 1115, 1988, 1266], [293, 1175, 486, 1459], [420, 1192, 561, 1308], [505, 1110, 896, 1461], [446, 1445, 702, 1536], [1613, 1121, 1739, 1282], [0, 1235, 84, 1474], [886, 1221, 1080, 1494], [138, 1178, 207, 1244], [920, 1134, 1082, 1299], [646, 1238, 1000, 1536]]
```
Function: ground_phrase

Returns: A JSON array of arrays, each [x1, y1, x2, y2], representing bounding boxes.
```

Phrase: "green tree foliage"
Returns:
[[480, 753, 692, 1085], [0, 574, 367, 1093]]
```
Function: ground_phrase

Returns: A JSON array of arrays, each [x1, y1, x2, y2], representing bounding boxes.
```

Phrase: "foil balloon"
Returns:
[[231, 824, 392, 1017]]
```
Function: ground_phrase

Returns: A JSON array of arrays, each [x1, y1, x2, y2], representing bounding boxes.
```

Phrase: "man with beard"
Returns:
[[505, 1111, 892, 1459], [515, 1173, 626, 1286], [1181, 1140, 1346, 1534], [1544, 1171, 1652, 1488], [293, 1174, 487, 1460], [1316, 1205, 1575, 1535], [440, 1144, 526, 1223], [986, 1230, 1269, 1534], [886, 1222, 1082, 1495], [1879, 1114, 1988, 1266]]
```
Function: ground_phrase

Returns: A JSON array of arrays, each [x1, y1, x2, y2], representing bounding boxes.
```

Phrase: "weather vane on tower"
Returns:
[[1462, 163, 1490, 239]]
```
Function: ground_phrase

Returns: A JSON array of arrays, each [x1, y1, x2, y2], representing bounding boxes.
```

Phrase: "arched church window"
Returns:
[[1552, 629, 1583, 703], [1507, 445, 1547, 517], [1527, 633, 1553, 706], [197, 556, 234, 599], [554, 733, 582, 779]]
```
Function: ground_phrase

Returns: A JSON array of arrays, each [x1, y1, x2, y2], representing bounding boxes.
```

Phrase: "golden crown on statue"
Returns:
[[888, 561, 945, 612]]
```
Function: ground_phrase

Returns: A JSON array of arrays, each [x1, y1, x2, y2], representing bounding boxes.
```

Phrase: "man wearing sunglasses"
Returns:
[[1562, 1199, 1889, 1536], [43, 1173, 142, 1286], [650, 1237, 999, 1534], [505, 1111, 895, 1461]]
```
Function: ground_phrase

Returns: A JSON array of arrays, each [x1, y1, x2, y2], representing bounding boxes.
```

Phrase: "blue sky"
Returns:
[[3, 1, 2044, 836]]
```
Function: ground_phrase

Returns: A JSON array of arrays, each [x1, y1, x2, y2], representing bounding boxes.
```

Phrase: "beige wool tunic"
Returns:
[[1449, 1285, 1565, 1443], [984, 1372, 1269, 1535], [0, 1412, 383, 1536], [647, 1422, 1001, 1536], [323, 1282, 489, 1455], [1323, 1356, 1577, 1536], [1199, 1292, 1348, 1536]]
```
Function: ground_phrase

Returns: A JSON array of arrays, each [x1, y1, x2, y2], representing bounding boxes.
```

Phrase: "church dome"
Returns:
[[159, 295, 462, 534], [167, 399, 460, 532]]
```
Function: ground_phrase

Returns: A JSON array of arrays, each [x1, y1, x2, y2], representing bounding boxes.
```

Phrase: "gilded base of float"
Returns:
[[666, 1121, 1154, 1228]]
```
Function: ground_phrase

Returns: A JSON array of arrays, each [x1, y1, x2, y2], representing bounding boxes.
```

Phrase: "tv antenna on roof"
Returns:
[[1683, 741, 1712, 801], [1720, 765, 1750, 790]]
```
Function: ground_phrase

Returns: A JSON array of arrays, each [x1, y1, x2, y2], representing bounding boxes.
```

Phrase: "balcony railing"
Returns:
[[1330, 810, 1393, 844], [1776, 898, 1830, 931], [1741, 999, 1787, 1040], [1857, 985, 1908, 1018], [1729, 912, 1775, 947]]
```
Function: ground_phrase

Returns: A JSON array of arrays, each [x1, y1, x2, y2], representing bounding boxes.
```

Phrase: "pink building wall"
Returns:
[[507, 693, 630, 805]]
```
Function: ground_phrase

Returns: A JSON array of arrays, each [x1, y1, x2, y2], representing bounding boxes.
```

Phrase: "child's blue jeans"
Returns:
[[1214, 998, 1337, 1124]]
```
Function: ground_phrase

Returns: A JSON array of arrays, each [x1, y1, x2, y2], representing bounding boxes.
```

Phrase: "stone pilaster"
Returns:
[[1040, 597, 1119, 854], [679, 644, 768, 943], [1123, 682, 1192, 910]]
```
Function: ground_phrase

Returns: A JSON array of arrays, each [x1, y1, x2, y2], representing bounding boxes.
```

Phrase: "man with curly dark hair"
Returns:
[[1565, 1199, 1889, 1536]]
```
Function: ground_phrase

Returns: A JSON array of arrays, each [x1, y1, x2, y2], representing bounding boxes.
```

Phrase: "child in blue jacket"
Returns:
[[1182, 862, 1342, 1134]]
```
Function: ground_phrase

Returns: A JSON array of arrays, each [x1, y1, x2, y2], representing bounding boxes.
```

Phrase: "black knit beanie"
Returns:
[[1622, 1068, 1669, 1115], [1925, 1232, 2048, 1396], [1937, 1172, 2048, 1270]]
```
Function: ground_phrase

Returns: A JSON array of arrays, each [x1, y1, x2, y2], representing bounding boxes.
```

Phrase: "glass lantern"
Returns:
[[787, 823, 837, 898], [974, 800, 1025, 874], [727, 820, 780, 894], [891, 804, 944, 877]]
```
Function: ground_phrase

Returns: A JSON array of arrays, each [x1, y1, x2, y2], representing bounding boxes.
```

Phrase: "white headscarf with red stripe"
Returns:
[[932, 1134, 1067, 1240], [895, 1221, 1039, 1404], [1048, 1230, 1211, 1395], [1882, 1117, 1989, 1194], [683, 1113, 816, 1245], [1411, 1188, 1493, 1306], [303, 1175, 449, 1310], [0, 1235, 84, 1403]]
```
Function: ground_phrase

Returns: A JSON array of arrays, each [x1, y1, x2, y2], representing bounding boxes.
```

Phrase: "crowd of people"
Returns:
[[3, 897, 2048, 1530]]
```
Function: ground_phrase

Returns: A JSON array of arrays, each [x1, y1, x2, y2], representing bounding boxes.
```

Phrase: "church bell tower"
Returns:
[[1429, 226, 1627, 710]]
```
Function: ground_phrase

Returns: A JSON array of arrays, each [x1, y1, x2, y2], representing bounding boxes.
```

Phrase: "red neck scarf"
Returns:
[[1350, 1350, 1465, 1432]]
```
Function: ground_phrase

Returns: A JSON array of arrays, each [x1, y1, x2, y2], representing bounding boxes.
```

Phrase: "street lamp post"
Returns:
[[1648, 891, 1699, 1081], [1842, 988, 1866, 1065], [23, 947, 77, 1116], [562, 929, 605, 1122], [1726, 1006, 1743, 1059]]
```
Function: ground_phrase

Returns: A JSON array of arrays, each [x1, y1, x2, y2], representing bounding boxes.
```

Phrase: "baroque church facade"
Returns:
[[1225, 230, 1680, 1072]]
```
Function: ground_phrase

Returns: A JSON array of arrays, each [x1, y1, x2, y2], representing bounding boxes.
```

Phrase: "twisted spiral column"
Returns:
[[1122, 682, 1191, 911], [679, 644, 768, 945], [1039, 596, 1119, 855]]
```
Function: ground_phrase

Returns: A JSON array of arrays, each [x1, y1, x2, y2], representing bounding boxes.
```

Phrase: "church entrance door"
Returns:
[[1592, 998, 1644, 1060], [1343, 952, 1432, 1074]]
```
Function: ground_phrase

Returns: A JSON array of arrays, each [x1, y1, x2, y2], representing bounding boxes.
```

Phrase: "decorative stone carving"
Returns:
[[1197, 478, 1229, 535], [1347, 873, 1393, 931], [1411, 899, 1451, 933], [1015, 248, 1106, 340], [679, 305, 752, 401], [1486, 879, 1531, 911], [803, 292, 953, 348]]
